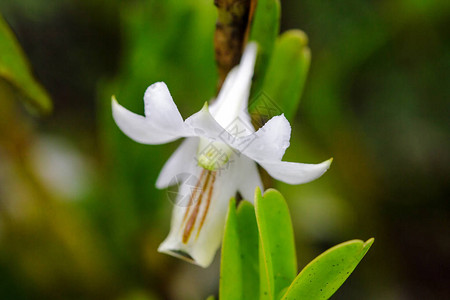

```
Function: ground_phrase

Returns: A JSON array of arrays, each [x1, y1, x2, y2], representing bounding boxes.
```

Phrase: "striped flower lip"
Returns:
[[111, 43, 332, 267]]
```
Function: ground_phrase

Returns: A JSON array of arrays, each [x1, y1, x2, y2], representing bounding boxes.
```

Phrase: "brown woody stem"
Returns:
[[214, 0, 251, 90]]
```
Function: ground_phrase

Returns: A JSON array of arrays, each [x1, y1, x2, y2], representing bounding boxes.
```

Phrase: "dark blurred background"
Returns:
[[0, 0, 449, 299]]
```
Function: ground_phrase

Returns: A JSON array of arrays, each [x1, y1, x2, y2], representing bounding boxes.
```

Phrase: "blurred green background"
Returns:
[[0, 0, 449, 299]]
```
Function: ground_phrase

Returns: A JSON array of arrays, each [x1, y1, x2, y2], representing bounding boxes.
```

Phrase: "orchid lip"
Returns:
[[164, 249, 195, 263]]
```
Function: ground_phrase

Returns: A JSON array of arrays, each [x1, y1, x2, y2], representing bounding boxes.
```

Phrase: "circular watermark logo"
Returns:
[[167, 172, 201, 207]]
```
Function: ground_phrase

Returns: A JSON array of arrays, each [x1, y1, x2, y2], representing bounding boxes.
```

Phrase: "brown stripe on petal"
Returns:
[[196, 171, 216, 240], [182, 169, 206, 224], [182, 170, 212, 244]]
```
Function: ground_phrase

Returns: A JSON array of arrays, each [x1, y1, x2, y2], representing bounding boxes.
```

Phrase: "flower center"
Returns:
[[197, 138, 233, 171]]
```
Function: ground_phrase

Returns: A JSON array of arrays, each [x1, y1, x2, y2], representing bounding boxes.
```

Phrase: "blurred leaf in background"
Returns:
[[0, 12, 51, 114]]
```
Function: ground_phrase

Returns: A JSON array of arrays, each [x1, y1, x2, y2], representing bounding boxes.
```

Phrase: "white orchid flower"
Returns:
[[111, 43, 332, 268]]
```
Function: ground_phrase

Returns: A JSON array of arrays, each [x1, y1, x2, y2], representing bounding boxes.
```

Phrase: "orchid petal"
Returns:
[[259, 158, 333, 185], [212, 43, 258, 128], [112, 97, 183, 144], [143, 82, 185, 131], [185, 103, 225, 142], [155, 137, 199, 189], [208, 67, 239, 115], [158, 159, 240, 268], [238, 114, 291, 162]]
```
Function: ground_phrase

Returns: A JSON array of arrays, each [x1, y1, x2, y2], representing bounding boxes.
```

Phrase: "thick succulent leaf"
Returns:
[[281, 238, 374, 300], [258, 237, 273, 300], [220, 198, 241, 300], [220, 199, 259, 300], [252, 30, 310, 122], [255, 188, 297, 300], [0, 14, 52, 114], [248, 0, 280, 97], [236, 200, 260, 299]]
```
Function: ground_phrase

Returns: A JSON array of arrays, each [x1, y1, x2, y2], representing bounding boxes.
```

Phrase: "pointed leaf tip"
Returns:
[[254, 186, 262, 200], [0, 14, 52, 115]]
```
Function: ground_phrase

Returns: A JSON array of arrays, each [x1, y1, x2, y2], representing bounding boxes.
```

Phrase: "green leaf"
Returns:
[[205, 296, 215, 300], [220, 198, 242, 300], [251, 30, 310, 122], [220, 199, 259, 300], [0, 14, 52, 114], [236, 200, 260, 299], [281, 238, 374, 300], [255, 188, 297, 300], [249, 0, 280, 97]]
